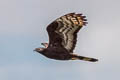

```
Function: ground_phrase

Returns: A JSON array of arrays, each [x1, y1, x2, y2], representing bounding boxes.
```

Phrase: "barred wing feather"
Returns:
[[47, 13, 87, 53]]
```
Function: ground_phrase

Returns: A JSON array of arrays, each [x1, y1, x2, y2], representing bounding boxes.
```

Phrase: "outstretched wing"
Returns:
[[47, 13, 87, 53]]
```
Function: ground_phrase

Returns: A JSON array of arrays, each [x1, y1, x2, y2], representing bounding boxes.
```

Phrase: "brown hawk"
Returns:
[[34, 13, 98, 62]]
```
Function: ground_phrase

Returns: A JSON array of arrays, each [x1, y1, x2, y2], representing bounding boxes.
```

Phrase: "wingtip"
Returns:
[[74, 13, 88, 26]]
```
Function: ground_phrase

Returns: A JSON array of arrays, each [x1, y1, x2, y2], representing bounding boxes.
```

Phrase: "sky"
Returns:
[[0, 0, 120, 80]]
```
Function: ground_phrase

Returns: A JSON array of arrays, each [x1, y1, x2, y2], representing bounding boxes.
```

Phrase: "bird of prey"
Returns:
[[34, 13, 98, 62]]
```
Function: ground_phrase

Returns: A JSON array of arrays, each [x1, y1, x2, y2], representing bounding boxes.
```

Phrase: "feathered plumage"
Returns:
[[34, 13, 98, 62]]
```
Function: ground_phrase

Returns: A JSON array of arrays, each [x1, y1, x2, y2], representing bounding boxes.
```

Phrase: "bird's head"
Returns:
[[34, 47, 46, 53]]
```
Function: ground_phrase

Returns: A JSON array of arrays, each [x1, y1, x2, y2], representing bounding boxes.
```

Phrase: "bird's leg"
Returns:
[[41, 43, 49, 48]]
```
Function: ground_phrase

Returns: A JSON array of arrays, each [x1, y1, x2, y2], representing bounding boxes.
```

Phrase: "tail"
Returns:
[[71, 54, 98, 62]]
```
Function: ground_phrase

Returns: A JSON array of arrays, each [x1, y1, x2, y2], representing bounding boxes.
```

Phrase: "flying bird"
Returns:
[[34, 13, 98, 62]]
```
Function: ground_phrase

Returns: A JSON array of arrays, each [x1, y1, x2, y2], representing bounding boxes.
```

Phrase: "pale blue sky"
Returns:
[[0, 0, 120, 80]]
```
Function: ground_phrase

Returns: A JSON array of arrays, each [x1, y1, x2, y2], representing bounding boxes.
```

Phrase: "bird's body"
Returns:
[[41, 48, 71, 60], [34, 13, 98, 62]]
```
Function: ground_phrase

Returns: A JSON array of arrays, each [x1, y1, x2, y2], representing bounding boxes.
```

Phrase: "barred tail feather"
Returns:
[[71, 55, 98, 62], [77, 56, 98, 62]]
